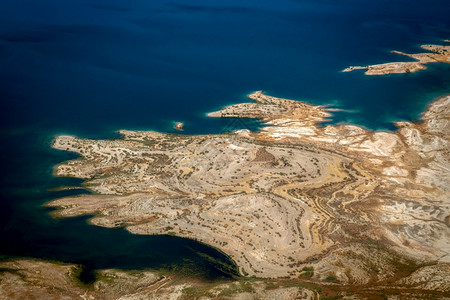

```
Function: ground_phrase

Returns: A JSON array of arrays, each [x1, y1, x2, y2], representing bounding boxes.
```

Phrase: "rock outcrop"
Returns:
[[343, 43, 450, 75]]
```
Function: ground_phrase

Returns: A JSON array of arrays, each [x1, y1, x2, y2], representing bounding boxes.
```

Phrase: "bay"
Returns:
[[0, 0, 449, 279]]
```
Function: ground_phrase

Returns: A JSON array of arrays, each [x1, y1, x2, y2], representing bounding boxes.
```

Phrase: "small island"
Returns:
[[173, 122, 184, 131], [343, 43, 450, 75]]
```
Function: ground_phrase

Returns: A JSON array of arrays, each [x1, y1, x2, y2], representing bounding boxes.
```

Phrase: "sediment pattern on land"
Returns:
[[47, 91, 450, 289]]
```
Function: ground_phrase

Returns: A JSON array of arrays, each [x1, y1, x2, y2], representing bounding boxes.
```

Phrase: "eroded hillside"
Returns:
[[46, 91, 450, 290]]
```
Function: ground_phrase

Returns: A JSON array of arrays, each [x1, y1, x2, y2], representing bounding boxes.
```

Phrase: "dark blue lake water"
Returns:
[[0, 0, 449, 279]]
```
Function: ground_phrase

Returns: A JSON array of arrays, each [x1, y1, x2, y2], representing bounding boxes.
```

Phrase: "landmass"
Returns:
[[343, 43, 450, 75], [3, 38, 450, 297], [1, 258, 448, 299], [32, 89, 450, 298]]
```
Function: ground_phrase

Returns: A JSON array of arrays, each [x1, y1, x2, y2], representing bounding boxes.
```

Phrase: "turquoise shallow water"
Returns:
[[0, 0, 449, 278]]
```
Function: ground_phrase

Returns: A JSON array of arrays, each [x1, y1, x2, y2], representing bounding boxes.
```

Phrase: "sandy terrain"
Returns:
[[2, 258, 449, 299], [42, 91, 450, 291]]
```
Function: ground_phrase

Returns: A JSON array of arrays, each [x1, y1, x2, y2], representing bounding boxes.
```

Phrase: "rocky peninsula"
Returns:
[[40, 90, 450, 298], [343, 43, 450, 75]]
